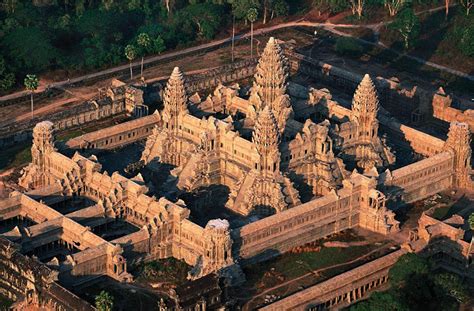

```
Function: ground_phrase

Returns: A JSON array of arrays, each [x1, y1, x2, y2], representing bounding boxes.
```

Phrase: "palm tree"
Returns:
[[137, 33, 151, 78], [95, 290, 113, 311], [125, 44, 137, 80], [247, 8, 258, 59], [467, 213, 474, 266], [24, 74, 39, 119]]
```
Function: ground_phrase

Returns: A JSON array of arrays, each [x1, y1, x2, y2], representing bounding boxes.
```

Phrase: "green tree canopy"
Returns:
[[95, 290, 114, 311], [388, 252, 429, 287], [389, 7, 421, 50], [3, 27, 57, 72]]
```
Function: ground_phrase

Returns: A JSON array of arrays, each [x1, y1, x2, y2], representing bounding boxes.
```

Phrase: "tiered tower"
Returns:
[[352, 74, 379, 144], [19, 121, 56, 189], [162, 67, 188, 132], [443, 122, 472, 189], [249, 37, 292, 130], [141, 67, 189, 166], [253, 105, 281, 178]]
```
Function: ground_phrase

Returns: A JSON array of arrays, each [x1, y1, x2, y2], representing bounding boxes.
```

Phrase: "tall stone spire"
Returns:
[[253, 105, 281, 176], [352, 74, 379, 143], [444, 122, 472, 189], [162, 67, 188, 131], [250, 37, 289, 111]]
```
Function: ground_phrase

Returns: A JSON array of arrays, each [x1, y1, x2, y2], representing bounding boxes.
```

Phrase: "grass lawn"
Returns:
[[136, 258, 191, 286], [56, 129, 85, 142], [0, 142, 31, 172], [244, 245, 374, 288]]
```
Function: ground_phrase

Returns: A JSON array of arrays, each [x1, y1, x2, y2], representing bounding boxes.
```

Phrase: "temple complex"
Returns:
[[0, 37, 472, 310]]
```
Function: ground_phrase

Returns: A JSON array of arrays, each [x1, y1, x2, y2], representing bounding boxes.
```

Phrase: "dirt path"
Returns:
[[242, 243, 396, 310]]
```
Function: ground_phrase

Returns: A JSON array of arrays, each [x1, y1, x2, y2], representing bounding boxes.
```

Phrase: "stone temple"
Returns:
[[0, 37, 472, 309]]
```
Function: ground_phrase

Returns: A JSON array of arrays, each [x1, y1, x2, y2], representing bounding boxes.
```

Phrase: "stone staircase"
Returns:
[[282, 176, 302, 206], [228, 171, 256, 214], [176, 152, 203, 190]]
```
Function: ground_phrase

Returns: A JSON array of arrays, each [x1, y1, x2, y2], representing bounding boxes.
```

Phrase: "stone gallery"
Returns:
[[0, 37, 472, 310]]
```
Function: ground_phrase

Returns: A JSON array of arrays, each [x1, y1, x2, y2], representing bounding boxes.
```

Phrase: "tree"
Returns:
[[0, 56, 14, 92], [137, 33, 151, 78], [162, 0, 175, 14], [350, 0, 365, 18], [125, 44, 137, 80], [460, 0, 473, 15], [457, 23, 474, 57], [384, 0, 405, 16], [467, 212, 474, 264], [175, 3, 225, 40], [95, 290, 114, 311], [433, 273, 468, 303], [389, 8, 420, 50], [270, 0, 289, 19], [247, 7, 258, 58], [445, 0, 451, 18], [24, 74, 39, 119], [1, 0, 18, 14], [3, 27, 57, 73], [388, 253, 429, 287], [231, 0, 261, 21], [350, 291, 408, 311]]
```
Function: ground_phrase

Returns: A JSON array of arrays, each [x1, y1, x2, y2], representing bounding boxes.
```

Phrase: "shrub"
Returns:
[[334, 37, 365, 57]]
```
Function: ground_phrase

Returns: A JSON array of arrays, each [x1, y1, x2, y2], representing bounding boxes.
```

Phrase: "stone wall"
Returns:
[[66, 113, 160, 151], [235, 173, 396, 261], [0, 58, 257, 149], [0, 237, 94, 310], [379, 152, 454, 206], [378, 113, 445, 157], [259, 248, 407, 310]]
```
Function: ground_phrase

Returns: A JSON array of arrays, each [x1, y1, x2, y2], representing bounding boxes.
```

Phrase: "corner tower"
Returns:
[[444, 122, 472, 189]]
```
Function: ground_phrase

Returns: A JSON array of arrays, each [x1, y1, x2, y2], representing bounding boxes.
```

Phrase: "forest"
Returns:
[[0, 0, 472, 93]]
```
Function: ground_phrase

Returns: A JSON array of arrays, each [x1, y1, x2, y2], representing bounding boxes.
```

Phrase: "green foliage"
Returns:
[[140, 258, 190, 284], [313, 0, 349, 13], [24, 74, 39, 92], [454, 19, 474, 57], [230, 0, 261, 20], [433, 273, 469, 303], [389, 7, 421, 49], [354, 253, 469, 311], [467, 212, 474, 231], [271, 0, 290, 17], [3, 27, 57, 72], [95, 290, 114, 311], [137, 32, 151, 56], [0, 56, 15, 92], [388, 252, 429, 287], [350, 291, 409, 311], [247, 7, 259, 22], [175, 3, 225, 40], [334, 37, 365, 57], [125, 44, 137, 61]]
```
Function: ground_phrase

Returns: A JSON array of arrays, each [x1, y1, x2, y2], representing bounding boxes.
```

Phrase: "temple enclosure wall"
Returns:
[[66, 113, 160, 150], [0, 58, 257, 149], [260, 248, 407, 311], [236, 174, 393, 261], [0, 237, 94, 310], [380, 152, 454, 205], [378, 114, 445, 157]]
